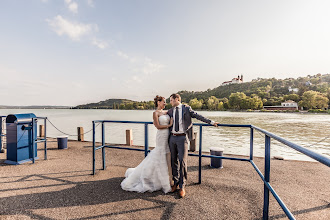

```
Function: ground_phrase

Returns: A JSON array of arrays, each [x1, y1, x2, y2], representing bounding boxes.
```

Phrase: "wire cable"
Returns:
[[46, 118, 100, 137]]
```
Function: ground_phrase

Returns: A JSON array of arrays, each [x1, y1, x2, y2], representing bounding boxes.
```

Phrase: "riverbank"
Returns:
[[0, 139, 329, 219]]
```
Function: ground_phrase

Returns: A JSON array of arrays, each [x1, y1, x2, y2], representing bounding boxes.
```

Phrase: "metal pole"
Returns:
[[32, 118, 35, 164], [102, 122, 106, 170], [0, 117, 2, 153], [198, 125, 203, 184], [250, 127, 254, 161], [144, 123, 148, 157], [44, 118, 47, 160], [263, 135, 271, 219], [92, 121, 96, 175]]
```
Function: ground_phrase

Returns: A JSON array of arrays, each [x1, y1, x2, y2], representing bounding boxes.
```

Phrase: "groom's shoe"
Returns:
[[171, 185, 179, 193], [179, 188, 186, 198]]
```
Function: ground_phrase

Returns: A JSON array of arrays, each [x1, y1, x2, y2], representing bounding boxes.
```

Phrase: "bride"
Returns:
[[121, 95, 173, 193]]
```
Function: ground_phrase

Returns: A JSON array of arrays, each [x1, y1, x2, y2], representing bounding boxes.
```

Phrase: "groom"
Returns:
[[168, 93, 218, 198]]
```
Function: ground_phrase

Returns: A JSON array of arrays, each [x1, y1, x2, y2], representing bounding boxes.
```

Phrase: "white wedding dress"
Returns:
[[121, 114, 171, 193]]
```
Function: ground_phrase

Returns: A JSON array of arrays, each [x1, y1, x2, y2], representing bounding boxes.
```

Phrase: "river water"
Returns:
[[1, 109, 329, 162]]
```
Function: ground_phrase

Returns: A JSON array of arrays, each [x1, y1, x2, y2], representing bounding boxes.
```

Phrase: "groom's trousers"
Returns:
[[169, 135, 188, 189]]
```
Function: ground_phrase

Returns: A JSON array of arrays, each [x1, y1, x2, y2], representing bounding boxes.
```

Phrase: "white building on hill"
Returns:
[[222, 75, 243, 86]]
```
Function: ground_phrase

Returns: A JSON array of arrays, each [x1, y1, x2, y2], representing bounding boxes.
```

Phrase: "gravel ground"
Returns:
[[0, 139, 329, 220]]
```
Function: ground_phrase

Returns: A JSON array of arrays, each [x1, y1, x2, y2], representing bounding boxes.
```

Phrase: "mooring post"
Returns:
[[78, 127, 84, 141], [263, 135, 271, 219], [189, 132, 197, 152], [39, 125, 45, 137], [126, 129, 133, 146]]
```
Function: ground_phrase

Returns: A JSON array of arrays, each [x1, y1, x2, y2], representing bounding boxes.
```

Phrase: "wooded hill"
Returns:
[[74, 99, 134, 109], [175, 73, 330, 110], [74, 73, 330, 111]]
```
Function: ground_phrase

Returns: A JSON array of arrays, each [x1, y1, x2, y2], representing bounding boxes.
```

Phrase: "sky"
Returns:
[[0, 0, 330, 106]]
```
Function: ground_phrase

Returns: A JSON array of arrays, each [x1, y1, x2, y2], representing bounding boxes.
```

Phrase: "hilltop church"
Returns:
[[221, 75, 244, 86]]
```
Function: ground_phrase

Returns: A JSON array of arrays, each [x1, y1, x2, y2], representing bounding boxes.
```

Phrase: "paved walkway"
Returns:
[[0, 140, 329, 219]]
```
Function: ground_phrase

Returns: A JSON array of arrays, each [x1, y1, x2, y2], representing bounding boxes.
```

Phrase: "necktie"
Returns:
[[175, 107, 179, 132]]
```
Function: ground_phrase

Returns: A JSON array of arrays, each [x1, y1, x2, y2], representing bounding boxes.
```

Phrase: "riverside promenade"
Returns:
[[0, 139, 329, 220]]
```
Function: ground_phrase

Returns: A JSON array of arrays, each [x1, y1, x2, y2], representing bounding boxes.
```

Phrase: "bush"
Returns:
[[308, 109, 328, 113]]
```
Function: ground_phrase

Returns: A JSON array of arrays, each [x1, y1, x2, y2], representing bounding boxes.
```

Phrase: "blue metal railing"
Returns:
[[92, 120, 330, 220], [0, 116, 6, 153], [32, 117, 48, 163]]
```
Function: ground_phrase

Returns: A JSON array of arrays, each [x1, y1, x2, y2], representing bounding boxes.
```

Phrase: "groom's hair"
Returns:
[[170, 93, 181, 102]]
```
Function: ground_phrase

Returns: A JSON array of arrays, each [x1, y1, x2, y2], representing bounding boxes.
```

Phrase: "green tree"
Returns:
[[217, 101, 224, 110], [283, 94, 300, 102], [229, 92, 247, 109], [206, 96, 219, 110], [299, 91, 329, 109], [119, 103, 125, 109], [189, 98, 203, 109], [125, 102, 134, 110]]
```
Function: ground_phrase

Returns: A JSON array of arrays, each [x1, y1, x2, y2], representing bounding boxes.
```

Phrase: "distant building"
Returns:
[[288, 86, 299, 93], [305, 81, 312, 86], [263, 100, 298, 111], [222, 75, 243, 86]]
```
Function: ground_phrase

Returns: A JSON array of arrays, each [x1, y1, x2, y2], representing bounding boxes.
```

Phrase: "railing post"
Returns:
[[263, 135, 271, 219], [102, 122, 106, 170], [92, 121, 96, 175], [0, 117, 3, 153], [250, 127, 254, 161], [44, 118, 47, 160], [198, 125, 203, 184], [144, 123, 149, 157], [32, 118, 35, 164]]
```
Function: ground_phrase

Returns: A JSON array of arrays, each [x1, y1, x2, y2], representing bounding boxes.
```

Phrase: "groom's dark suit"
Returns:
[[168, 104, 214, 188]]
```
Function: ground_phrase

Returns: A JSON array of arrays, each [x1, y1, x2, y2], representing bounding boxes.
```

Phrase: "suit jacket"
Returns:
[[168, 104, 212, 141]]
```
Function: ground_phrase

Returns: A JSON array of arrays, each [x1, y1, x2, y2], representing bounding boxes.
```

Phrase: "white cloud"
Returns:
[[132, 75, 142, 83], [47, 15, 97, 41], [141, 57, 164, 75], [117, 51, 129, 60], [92, 38, 108, 49], [65, 0, 78, 14], [117, 51, 165, 76], [87, 0, 95, 7], [117, 51, 137, 63]]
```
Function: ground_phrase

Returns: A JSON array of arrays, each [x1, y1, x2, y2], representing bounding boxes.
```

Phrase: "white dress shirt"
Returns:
[[172, 104, 184, 134]]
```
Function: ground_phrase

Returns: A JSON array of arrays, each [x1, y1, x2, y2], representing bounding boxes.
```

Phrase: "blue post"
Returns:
[[0, 117, 2, 153], [263, 135, 271, 219], [92, 121, 96, 175], [32, 118, 35, 164], [250, 127, 254, 161], [44, 118, 47, 160], [198, 125, 203, 184], [144, 123, 149, 157], [102, 122, 106, 170]]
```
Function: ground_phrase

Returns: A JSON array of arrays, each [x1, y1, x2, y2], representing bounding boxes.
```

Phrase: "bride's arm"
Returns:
[[153, 112, 171, 129]]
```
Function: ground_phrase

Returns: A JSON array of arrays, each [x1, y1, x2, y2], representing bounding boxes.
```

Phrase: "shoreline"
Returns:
[[1, 108, 329, 114]]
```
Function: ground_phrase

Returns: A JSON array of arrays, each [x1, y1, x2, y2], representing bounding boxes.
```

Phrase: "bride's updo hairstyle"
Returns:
[[154, 95, 165, 107]]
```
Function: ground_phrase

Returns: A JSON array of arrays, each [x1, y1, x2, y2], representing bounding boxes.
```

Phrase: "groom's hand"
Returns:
[[212, 122, 219, 127]]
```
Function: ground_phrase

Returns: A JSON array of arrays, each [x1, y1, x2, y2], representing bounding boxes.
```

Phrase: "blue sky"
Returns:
[[0, 0, 329, 106]]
